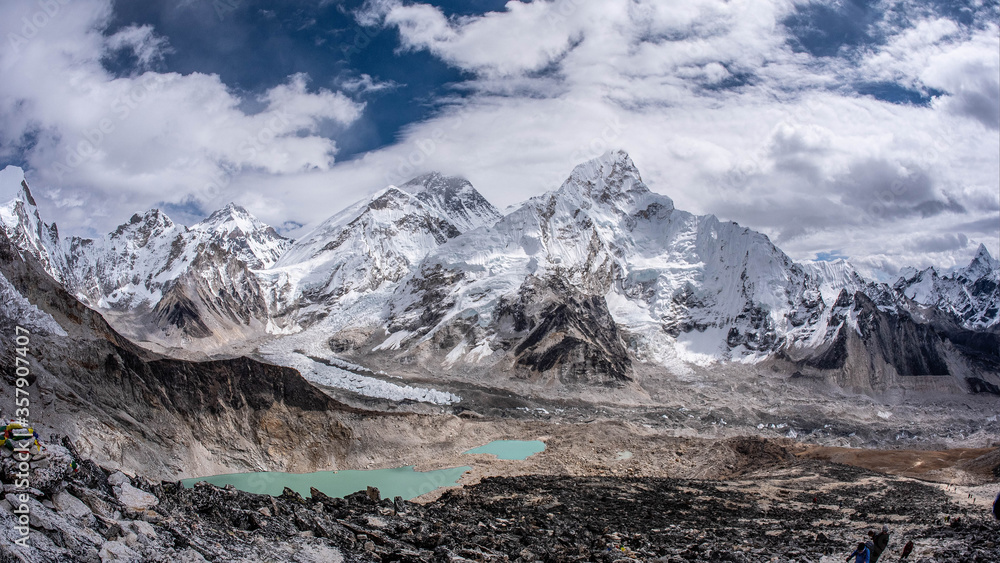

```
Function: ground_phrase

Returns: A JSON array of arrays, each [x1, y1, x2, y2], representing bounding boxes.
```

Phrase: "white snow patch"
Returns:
[[877, 411, 893, 420], [443, 340, 467, 367], [467, 340, 493, 363], [674, 327, 727, 366], [373, 330, 413, 352], [265, 318, 301, 336]]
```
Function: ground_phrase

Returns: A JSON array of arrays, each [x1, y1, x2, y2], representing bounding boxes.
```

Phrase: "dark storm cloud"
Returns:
[[832, 159, 961, 220]]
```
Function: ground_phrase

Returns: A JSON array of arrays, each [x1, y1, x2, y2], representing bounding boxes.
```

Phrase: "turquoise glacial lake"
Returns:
[[463, 440, 546, 460], [181, 465, 471, 501]]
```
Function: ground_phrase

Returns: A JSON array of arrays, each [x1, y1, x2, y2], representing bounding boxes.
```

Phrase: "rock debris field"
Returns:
[[2, 441, 998, 563]]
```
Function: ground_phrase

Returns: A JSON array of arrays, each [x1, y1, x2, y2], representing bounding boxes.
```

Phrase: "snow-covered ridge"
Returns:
[[1, 153, 997, 383], [801, 259, 872, 306], [0, 166, 291, 316], [381, 150, 830, 368], [260, 173, 502, 330], [0, 169, 68, 284], [893, 243, 1000, 330]]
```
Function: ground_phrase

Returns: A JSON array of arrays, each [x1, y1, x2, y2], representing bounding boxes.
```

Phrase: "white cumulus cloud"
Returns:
[[0, 0, 363, 236]]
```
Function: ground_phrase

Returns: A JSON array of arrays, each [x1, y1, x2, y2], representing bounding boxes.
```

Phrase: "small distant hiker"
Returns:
[[900, 540, 914, 560], [870, 524, 890, 563], [847, 542, 870, 563]]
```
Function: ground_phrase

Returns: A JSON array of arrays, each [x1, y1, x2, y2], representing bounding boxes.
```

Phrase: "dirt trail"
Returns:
[[795, 444, 999, 484]]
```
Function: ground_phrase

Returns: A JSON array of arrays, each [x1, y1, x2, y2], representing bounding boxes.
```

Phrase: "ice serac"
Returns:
[[263, 173, 501, 328]]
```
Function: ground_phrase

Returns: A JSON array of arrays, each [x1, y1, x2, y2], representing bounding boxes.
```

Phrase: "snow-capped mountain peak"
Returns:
[[111, 209, 178, 246], [1, 157, 996, 383], [892, 243, 1000, 329], [557, 150, 666, 212], [195, 203, 255, 231], [397, 172, 451, 194], [0, 168, 67, 283], [960, 243, 999, 281], [262, 173, 501, 329], [191, 203, 290, 269], [398, 172, 502, 233]]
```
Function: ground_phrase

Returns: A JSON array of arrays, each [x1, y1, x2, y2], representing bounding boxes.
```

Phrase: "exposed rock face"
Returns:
[[852, 292, 952, 376], [0, 229, 354, 479], [783, 286, 1000, 392], [498, 276, 632, 384], [148, 242, 271, 341]]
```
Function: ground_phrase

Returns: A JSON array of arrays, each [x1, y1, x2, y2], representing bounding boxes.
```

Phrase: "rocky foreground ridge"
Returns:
[[2, 439, 998, 563]]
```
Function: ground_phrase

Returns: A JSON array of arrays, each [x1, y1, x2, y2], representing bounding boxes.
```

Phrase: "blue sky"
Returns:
[[102, 0, 503, 160], [0, 0, 997, 275]]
